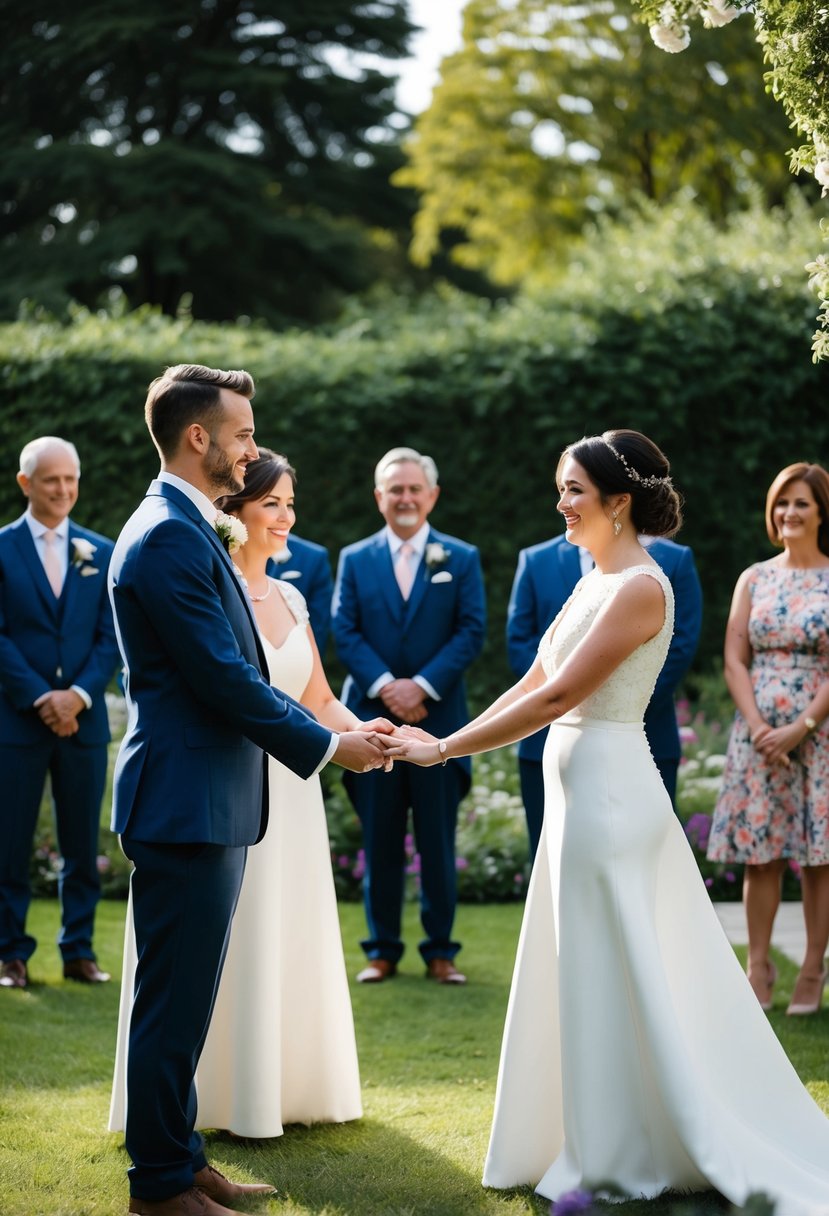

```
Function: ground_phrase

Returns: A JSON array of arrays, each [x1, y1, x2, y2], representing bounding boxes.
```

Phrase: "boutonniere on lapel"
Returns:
[[425, 542, 453, 583], [214, 511, 248, 554], [71, 538, 99, 576]]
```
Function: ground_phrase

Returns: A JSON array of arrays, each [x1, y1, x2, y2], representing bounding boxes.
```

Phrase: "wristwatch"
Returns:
[[803, 716, 818, 735], [438, 739, 448, 766]]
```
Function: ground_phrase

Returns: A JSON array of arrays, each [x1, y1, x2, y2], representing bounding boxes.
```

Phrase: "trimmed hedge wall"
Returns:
[[2, 205, 828, 706]]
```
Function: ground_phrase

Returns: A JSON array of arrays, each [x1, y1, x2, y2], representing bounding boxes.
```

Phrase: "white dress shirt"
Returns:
[[24, 509, 91, 709]]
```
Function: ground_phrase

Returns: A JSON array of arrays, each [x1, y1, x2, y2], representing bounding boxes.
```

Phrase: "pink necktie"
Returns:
[[395, 542, 415, 600], [42, 530, 63, 597]]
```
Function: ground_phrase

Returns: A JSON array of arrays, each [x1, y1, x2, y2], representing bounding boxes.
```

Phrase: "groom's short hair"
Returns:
[[145, 363, 255, 459]]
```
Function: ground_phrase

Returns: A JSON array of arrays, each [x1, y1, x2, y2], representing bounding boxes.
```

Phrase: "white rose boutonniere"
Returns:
[[71, 537, 99, 574], [425, 542, 449, 570], [214, 511, 248, 555]]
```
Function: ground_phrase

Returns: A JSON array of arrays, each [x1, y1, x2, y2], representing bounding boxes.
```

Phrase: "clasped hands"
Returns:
[[33, 689, 85, 737], [750, 719, 809, 768], [334, 718, 445, 774]]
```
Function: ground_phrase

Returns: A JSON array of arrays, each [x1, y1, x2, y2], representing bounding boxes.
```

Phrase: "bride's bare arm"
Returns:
[[301, 628, 364, 732], [387, 574, 665, 764]]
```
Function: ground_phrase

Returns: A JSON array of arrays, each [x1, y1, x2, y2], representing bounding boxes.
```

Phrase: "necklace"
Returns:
[[232, 564, 273, 602], [247, 579, 273, 603]]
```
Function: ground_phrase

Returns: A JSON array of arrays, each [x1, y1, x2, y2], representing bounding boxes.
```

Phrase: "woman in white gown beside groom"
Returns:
[[389, 430, 829, 1216], [111, 448, 375, 1138]]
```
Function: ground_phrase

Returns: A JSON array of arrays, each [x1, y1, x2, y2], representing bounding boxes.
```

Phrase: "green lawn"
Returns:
[[1, 900, 828, 1216]]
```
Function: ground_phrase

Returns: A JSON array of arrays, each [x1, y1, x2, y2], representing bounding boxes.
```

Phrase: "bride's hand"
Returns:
[[384, 724, 443, 767]]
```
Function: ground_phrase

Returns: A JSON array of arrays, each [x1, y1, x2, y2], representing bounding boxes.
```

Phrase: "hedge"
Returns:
[[1, 198, 827, 706]]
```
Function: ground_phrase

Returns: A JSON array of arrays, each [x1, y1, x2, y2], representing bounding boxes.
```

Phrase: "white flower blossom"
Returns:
[[814, 159, 829, 197], [71, 537, 97, 566], [425, 541, 450, 568], [702, 1, 740, 28], [214, 511, 248, 555], [649, 5, 691, 53]]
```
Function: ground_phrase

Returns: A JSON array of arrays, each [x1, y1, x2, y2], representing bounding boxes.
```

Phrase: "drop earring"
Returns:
[[612, 510, 622, 537]]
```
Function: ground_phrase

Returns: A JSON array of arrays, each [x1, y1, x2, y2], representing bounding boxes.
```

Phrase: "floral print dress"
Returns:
[[708, 561, 829, 865]]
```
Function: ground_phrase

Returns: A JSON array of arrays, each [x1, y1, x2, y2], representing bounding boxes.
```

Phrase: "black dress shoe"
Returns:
[[0, 959, 28, 988], [63, 958, 111, 983]]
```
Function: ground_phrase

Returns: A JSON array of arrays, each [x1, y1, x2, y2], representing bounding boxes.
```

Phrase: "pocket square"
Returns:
[[279, 570, 302, 580], [80, 567, 100, 577], [430, 571, 453, 584]]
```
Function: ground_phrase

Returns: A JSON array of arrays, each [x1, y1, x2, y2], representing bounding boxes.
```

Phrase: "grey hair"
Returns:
[[19, 436, 81, 478], [374, 447, 439, 489]]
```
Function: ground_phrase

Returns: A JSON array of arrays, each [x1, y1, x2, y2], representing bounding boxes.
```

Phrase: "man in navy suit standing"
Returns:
[[267, 533, 333, 653], [333, 447, 486, 985], [110, 364, 389, 1216], [0, 437, 120, 990], [508, 532, 702, 861]]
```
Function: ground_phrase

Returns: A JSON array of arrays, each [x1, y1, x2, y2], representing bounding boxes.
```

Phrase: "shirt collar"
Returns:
[[385, 521, 431, 557], [157, 470, 218, 525], [25, 508, 69, 542]]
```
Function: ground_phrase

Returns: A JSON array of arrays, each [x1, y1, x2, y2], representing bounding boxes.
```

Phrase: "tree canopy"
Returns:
[[397, 0, 808, 288], [0, 1, 416, 325]]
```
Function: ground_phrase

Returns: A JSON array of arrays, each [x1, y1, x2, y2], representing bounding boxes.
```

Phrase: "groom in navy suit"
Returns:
[[0, 437, 120, 990], [110, 364, 389, 1216], [508, 532, 702, 860], [333, 447, 486, 985]]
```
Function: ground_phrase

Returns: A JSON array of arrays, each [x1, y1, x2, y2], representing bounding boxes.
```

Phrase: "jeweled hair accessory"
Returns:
[[604, 441, 672, 489]]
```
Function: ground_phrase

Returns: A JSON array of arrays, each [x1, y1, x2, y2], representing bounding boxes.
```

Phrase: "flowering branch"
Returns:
[[629, 0, 829, 360]]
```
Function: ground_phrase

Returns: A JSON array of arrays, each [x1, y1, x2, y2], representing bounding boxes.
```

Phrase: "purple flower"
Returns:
[[551, 1189, 594, 1216], [96, 855, 111, 873], [684, 813, 711, 851], [788, 859, 802, 879], [705, 877, 714, 888], [456, 857, 469, 871], [725, 870, 736, 883], [337, 855, 350, 868], [676, 699, 691, 726]]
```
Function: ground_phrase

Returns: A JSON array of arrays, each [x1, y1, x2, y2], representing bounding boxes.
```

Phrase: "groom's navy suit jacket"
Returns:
[[0, 515, 118, 745], [110, 480, 332, 846], [507, 534, 702, 765]]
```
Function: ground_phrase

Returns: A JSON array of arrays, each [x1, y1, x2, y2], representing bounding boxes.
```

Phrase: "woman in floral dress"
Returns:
[[708, 462, 829, 1015]]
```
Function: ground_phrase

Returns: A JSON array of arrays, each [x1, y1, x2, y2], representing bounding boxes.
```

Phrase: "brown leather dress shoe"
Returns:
[[193, 1165, 276, 1202], [128, 1185, 245, 1215], [0, 959, 28, 989], [426, 958, 466, 984], [64, 958, 111, 983], [356, 958, 397, 983]]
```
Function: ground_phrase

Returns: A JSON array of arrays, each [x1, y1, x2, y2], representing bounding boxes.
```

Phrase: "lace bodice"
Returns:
[[538, 564, 674, 723]]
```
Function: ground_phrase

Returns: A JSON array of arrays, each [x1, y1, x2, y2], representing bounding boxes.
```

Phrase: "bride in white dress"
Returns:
[[388, 430, 829, 1215], [111, 448, 387, 1138]]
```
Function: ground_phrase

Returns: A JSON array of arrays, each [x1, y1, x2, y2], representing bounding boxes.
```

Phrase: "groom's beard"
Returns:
[[205, 439, 245, 496]]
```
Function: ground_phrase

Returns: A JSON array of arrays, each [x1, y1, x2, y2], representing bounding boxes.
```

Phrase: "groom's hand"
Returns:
[[333, 730, 392, 774]]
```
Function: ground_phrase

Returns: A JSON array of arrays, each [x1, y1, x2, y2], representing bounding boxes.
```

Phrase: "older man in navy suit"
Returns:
[[110, 364, 389, 1216], [0, 437, 120, 990], [333, 447, 486, 985], [508, 532, 702, 861], [267, 533, 333, 653]]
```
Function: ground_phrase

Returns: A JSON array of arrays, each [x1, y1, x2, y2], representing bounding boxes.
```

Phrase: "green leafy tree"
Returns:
[[0, 1, 415, 324], [398, 0, 806, 286]]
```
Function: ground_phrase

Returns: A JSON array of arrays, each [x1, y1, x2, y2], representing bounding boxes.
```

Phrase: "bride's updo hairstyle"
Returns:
[[215, 447, 296, 516], [561, 429, 683, 537]]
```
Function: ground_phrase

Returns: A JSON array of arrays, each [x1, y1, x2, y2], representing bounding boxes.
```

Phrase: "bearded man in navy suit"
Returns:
[[508, 532, 702, 861], [109, 364, 389, 1216], [333, 447, 486, 985], [0, 437, 120, 990]]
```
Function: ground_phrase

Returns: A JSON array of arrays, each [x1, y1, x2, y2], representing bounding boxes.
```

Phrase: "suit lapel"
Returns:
[[372, 533, 405, 623], [10, 517, 60, 618], [403, 531, 435, 625], [60, 524, 87, 622], [151, 481, 267, 672]]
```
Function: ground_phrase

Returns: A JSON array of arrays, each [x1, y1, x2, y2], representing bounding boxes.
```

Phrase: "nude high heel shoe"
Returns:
[[786, 968, 827, 1016], [747, 960, 777, 1011]]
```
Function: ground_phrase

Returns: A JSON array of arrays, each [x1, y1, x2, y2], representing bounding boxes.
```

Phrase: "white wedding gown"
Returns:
[[483, 565, 829, 1215], [109, 580, 362, 1137]]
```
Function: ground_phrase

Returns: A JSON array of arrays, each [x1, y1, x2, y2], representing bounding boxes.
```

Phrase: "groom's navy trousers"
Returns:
[[110, 480, 332, 1201]]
